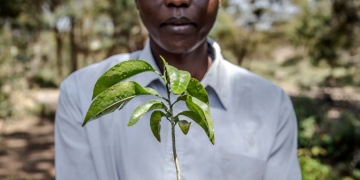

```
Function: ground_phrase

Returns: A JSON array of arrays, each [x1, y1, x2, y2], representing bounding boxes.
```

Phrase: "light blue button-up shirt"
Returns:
[[55, 38, 301, 180]]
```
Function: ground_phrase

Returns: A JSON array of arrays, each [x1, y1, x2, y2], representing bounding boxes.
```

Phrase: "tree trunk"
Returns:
[[236, 47, 247, 66], [70, 16, 78, 73], [106, 10, 122, 58], [54, 27, 63, 78]]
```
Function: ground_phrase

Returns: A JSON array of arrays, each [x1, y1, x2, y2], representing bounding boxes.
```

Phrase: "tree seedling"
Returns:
[[82, 56, 215, 180]]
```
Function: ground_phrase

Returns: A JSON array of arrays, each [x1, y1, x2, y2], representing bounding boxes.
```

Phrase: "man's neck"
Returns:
[[150, 38, 212, 82]]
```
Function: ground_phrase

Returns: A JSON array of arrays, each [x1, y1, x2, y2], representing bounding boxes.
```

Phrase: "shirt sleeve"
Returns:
[[55, 77, 98, 180], [264, 91, 302, 180]]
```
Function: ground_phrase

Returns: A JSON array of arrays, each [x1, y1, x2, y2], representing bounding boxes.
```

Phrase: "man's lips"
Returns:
[[160, 17, 197, 27], [161, 17, 197, 34], [164, 23, 196, 26]]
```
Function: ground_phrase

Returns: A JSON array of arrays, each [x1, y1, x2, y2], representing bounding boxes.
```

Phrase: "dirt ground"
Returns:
[[0, 89, 58, 180], [0, 88, 58, 180], [0, 117, 55, 180]]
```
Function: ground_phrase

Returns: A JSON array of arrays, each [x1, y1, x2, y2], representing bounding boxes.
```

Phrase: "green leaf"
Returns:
[[128, 99, 167, 126], [186, 78, 209, 105], [92, 60, 157, 100], [84, 101, 123, 124], [189, 97, 214, 144], [177, 95, 215, 144], [118, 99, 131, 111], [82, 81, 159, 127], [160, 55, 167, 66], [176, 111, 208, 136], [150, 110, 165, 142], [143, 87, 160, 97], [176, 95, 187, 102], [165, 64, 191, 95], [178, 120, 191, 135]]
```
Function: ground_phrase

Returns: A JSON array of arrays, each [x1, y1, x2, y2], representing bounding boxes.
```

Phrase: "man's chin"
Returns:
[[161, 39, 201, 54]]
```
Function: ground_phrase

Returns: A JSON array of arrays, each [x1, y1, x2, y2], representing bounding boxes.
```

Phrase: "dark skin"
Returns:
[[135, 0, 222, 81]]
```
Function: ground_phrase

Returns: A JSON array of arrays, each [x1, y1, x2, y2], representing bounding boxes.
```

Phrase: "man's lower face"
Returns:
[[136, 0, 219, 53]]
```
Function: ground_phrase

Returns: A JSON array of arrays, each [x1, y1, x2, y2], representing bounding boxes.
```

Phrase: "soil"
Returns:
[[0, 117, 55, 180]]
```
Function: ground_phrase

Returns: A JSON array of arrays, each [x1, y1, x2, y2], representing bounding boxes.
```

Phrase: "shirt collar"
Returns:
[[134, 39, 164, 87], [135, 37, 229, 109], [201, 37, 229, 110]]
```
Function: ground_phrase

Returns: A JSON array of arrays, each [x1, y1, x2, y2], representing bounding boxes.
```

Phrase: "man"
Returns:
[[55, 0, 302, 179]]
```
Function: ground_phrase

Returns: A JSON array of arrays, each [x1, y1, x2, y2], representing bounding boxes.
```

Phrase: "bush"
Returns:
[[299, 155, 332, 180]]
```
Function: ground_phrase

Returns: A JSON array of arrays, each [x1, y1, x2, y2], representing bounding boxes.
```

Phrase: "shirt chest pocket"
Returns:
[[213, 150, 266, 180]]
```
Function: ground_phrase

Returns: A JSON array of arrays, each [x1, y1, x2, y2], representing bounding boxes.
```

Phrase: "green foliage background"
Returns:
[[0, 0, 359, 179]]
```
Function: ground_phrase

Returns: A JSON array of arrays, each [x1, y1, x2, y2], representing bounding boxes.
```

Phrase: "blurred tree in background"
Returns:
[[291, 0, 360, 87], [0, 0, 359, 179]]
